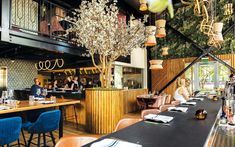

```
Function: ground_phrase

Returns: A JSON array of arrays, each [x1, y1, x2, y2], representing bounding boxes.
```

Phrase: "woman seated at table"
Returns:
[[174, 78, 190, 103], [185, 78, 193, 97]]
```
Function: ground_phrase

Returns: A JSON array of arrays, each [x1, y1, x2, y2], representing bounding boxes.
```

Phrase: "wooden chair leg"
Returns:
[[37, 133, 41, 147], [28, 133, 34, 147], [50, 132, 56, 146], [73, 105, 79, 128], [21, 129, 27, 146], [43, 133, 46, 147]]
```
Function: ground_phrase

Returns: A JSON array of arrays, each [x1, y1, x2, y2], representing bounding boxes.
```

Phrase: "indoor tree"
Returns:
[[66, 0, 147, 88]]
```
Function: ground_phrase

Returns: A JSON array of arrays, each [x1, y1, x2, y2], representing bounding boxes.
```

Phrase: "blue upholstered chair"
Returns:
[[0, 117, 22, 146], [22, 110, 61, 147]]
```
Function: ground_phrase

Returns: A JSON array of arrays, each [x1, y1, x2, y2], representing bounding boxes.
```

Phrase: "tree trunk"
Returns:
[[100, 63, 112, 88]]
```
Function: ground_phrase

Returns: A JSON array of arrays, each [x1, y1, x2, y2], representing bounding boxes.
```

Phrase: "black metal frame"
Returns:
[[157, 23, 235, 93]]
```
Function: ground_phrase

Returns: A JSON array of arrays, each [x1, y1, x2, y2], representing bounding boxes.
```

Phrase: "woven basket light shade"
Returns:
[[145, 26, 157, 46], [155, 19, 166, 38], [139, 0, 148, 11], [162, 47, 169, 55], [224, 3, 233, 15], [213, 22, 223, 42], [149, 60, 163, 70]]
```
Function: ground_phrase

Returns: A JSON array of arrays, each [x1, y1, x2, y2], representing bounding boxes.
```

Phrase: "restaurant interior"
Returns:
[[0, 0, 234, 146]]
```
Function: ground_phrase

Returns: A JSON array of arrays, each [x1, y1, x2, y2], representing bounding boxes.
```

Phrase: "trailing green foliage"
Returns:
[[151, 0, 234, 59]]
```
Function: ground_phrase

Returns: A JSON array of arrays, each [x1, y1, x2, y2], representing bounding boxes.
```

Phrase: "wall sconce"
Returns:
[[155, 19, 166, 38], [149, 59, 163, 70], [145, 26, 157, 46]]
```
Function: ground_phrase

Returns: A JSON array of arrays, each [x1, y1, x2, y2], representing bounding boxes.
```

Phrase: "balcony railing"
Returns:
[[10, 0, 74, 43]]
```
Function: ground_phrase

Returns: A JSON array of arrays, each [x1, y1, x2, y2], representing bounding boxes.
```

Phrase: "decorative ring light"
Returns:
[[35, 58, 64, 71]]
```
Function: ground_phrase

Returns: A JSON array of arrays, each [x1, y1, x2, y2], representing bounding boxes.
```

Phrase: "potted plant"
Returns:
[[66, 0, 148, 134]]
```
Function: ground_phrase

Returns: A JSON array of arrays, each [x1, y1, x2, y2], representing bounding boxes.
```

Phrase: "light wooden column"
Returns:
[[86, 89, 124, 134]]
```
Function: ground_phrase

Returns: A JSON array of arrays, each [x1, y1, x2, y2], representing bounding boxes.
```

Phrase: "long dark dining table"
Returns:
[[84, 98, 221, 147], [0, 98, 80, 138]]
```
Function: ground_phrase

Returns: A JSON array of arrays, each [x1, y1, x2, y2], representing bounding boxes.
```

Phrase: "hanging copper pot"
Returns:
[[51, 16, 65, 35]]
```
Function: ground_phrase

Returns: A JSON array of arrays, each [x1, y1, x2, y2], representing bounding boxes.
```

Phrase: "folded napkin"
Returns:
[[181, 101, 196, 106], [167, 106, 188, 113], [144, 114, 174, 123], [0, 105, 10, 110], [91, 138, 142, 147], [38, 101, 54, 104], [189, 97, 204, 101]]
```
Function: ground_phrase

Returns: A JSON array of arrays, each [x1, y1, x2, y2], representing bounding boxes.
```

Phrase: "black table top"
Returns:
[[84, 98, 221, 147]]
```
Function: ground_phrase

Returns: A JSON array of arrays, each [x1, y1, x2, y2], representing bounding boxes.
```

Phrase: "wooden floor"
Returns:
[[11, 111, 141, 147]]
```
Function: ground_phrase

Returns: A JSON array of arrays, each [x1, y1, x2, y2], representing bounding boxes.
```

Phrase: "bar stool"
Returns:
[[61, 96, 79, 128], [0, 117, 22, 147], [22, 110, 61, 147]]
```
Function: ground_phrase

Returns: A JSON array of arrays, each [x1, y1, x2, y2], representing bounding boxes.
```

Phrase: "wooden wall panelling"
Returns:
[[85, 89, 124, 134], [64, 99, 86, 127], [151, 54, 235, 99], [123, 89, 148, 113]]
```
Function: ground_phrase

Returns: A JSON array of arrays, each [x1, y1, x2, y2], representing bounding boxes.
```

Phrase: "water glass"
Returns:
[[50, 96, 56, 103], [1, 91, 8, 105], [29, 95, 35, 105], [8, 89, 14, 99]]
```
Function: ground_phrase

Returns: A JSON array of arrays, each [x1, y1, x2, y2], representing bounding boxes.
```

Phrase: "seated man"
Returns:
[[31, 78, 44, 98], [174, 78, 190, 103]]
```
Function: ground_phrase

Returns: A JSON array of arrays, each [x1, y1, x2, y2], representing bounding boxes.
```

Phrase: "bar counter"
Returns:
[[85, 98, 221, 147]]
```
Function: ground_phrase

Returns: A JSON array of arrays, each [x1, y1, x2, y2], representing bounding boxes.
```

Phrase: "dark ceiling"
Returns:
[[0, 0, 184, 68]]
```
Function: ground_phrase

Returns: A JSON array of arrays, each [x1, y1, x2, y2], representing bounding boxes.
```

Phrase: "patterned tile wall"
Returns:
[[0, 58, 37, 90]]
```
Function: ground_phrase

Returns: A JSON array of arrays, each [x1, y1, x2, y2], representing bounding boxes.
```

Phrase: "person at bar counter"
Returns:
[[31, 78, 44, 98], [73, 76, 82, 91], [174, 78, 190, 103], [64, 76, 74, 90]]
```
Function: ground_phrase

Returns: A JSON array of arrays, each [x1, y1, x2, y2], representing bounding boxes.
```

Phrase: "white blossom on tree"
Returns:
[[66, 0, 147, 88]]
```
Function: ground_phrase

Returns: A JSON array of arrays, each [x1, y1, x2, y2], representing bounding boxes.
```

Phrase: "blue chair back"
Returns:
[[28, 110, 61, 134], [0, 117, 22, 145]]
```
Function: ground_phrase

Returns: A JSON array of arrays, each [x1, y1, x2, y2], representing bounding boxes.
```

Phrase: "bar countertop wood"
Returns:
[[0, 98, 80, 114]]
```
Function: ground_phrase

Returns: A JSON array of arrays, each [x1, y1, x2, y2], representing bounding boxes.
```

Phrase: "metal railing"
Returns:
[[10, 0, 74, 43]]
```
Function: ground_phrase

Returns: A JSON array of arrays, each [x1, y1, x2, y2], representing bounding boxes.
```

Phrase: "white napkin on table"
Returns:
[[181, 101, 197, 106], [167, 106, 188, 113], [144, 114, 174, 123], [0, 105, 10, 110], [91, 138, 142, 147], [189, 97, 204, 101], [38, 101, 54, 104]]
